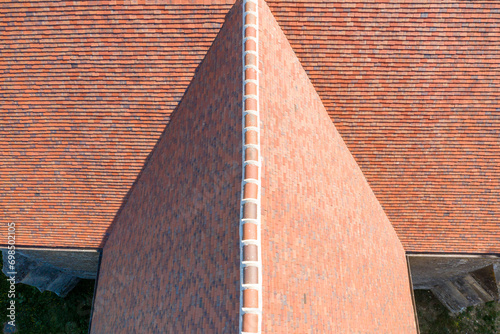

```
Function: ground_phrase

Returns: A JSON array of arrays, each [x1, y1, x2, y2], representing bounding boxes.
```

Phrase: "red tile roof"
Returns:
[[92, 2, 417, 330], [91, 3, 243, 330], [259, 1, 417, 330], [266, 0, 500, 254], [0, 0, 232, 248], [1, 0, 499, 253]]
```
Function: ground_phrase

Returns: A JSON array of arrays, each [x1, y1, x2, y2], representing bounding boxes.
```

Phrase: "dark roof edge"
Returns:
[[405, 255, 421, 334], [88, 251, 103, 334], [406, 251, 500, 258], [0, 245, 102, 252]]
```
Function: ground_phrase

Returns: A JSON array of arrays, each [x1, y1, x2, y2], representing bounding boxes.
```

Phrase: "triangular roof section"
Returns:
[[90, 2, 243, 331], [257, 1, 417, 331], [91, 1, 417, 332]]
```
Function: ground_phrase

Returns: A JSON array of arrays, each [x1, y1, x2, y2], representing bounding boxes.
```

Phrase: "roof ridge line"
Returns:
[[240, 1, 262, 333]]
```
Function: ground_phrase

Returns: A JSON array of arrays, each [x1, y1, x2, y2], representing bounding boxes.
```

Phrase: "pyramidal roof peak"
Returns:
[[90, 1, 417, 332]]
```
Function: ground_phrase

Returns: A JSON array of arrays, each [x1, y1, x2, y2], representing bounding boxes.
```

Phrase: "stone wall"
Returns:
[[409, 255, 500, 289], [1, 248, 99, 297]]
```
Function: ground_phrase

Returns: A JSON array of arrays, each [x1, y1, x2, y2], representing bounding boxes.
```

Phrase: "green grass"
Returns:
[[415, 289, 500, 334], [1, 270, 95, 334]]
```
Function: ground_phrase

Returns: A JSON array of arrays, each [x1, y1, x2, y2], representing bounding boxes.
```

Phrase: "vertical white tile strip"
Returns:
[[240, 0, 262, 333]]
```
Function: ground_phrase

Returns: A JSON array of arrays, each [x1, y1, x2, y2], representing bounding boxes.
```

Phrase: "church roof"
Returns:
[[90, 2, 418, 331], [1, 0, 499, 253]]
